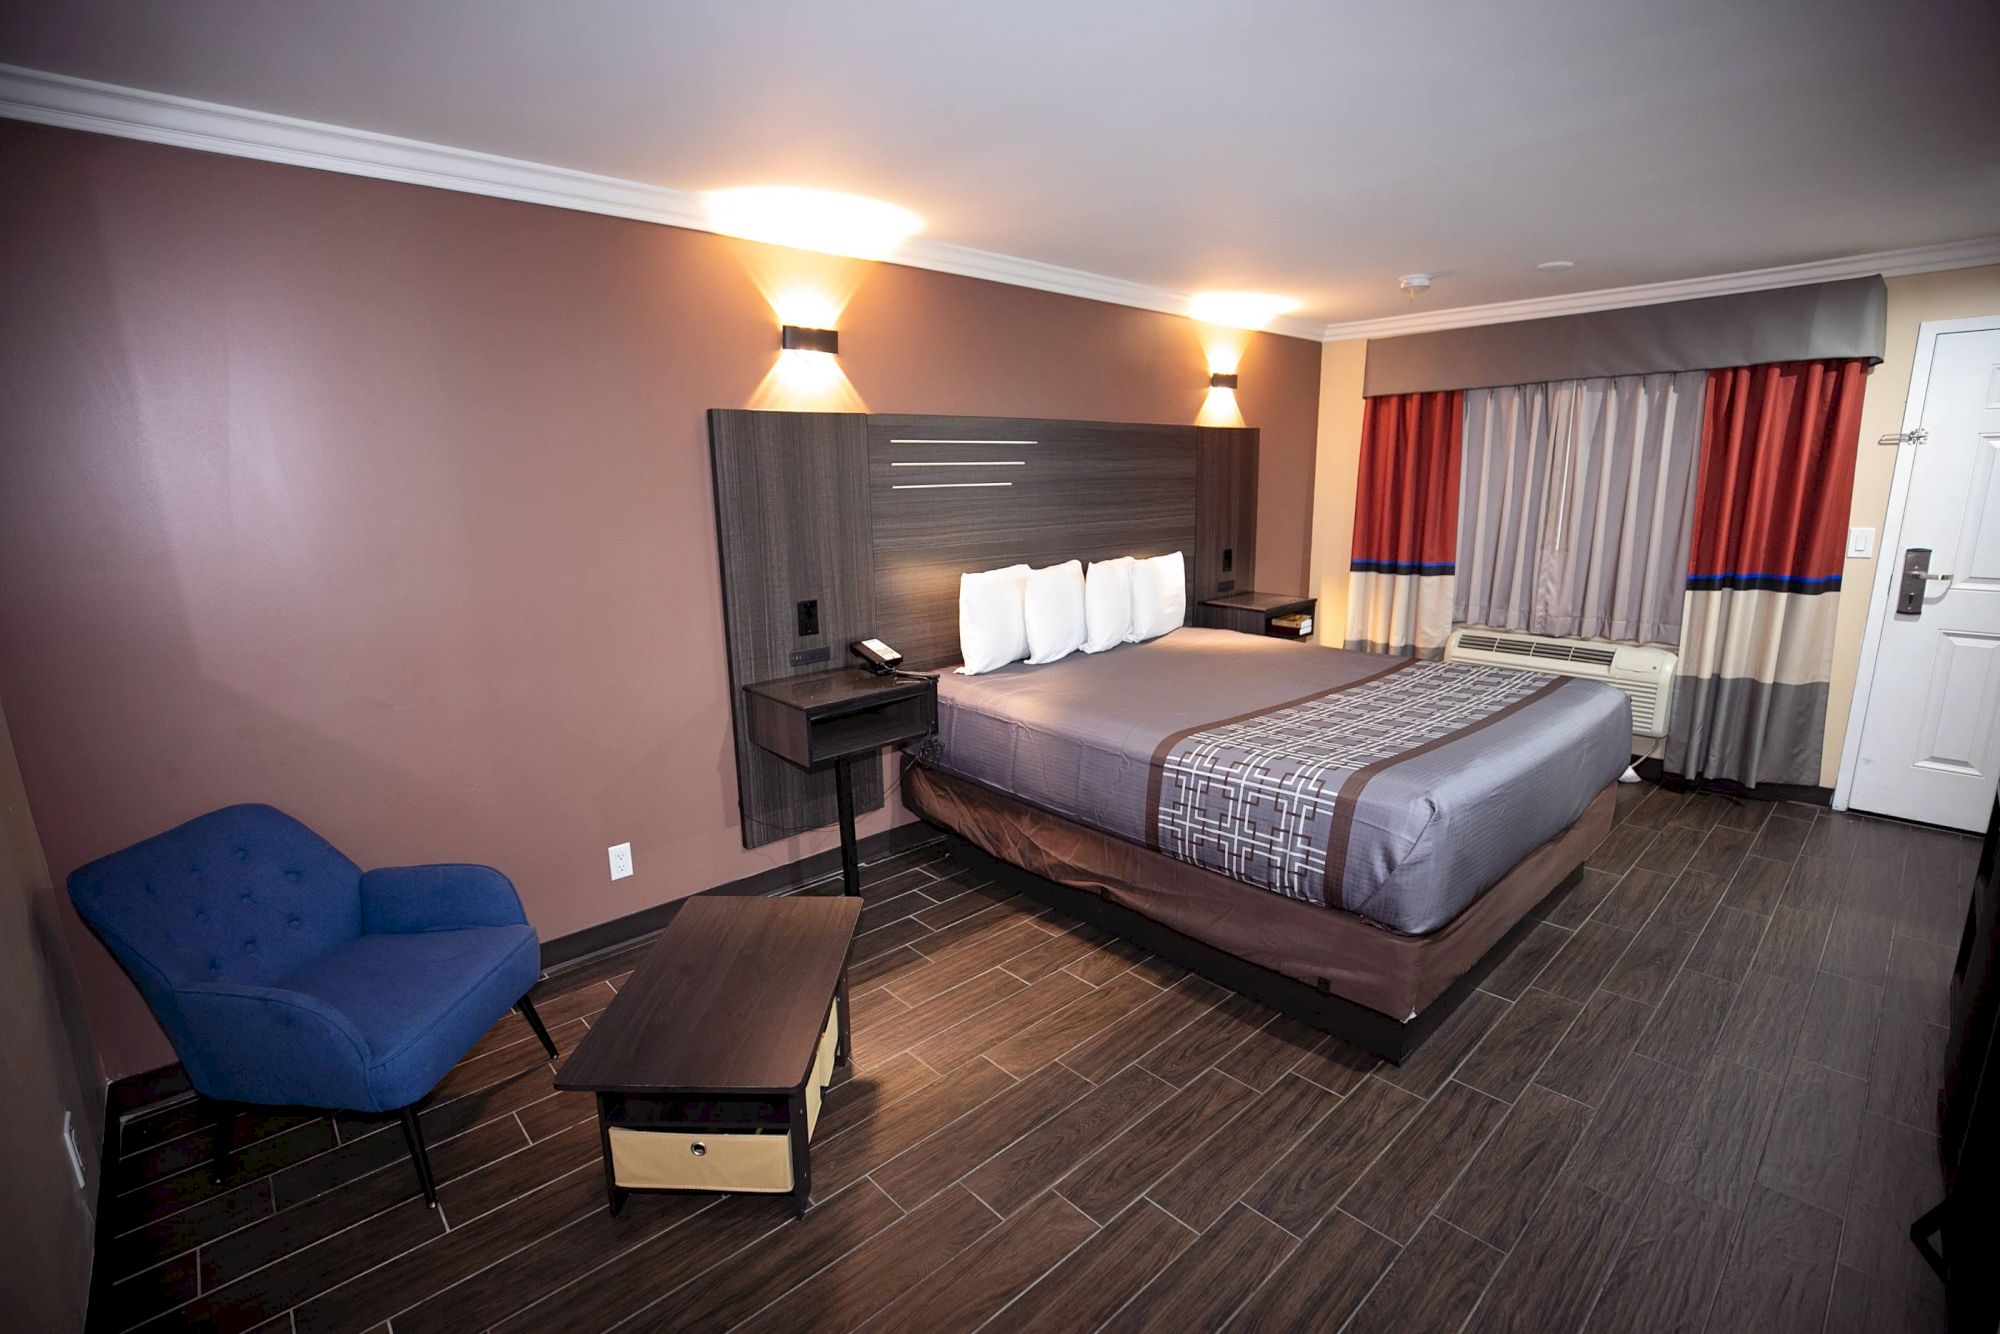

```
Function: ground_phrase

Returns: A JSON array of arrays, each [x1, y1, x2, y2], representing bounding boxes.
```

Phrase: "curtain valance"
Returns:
[[1362, 276, 1886, 397]]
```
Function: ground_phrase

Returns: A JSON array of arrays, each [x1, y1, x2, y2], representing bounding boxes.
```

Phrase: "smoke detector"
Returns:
[[1398, 273, 1433, 299]]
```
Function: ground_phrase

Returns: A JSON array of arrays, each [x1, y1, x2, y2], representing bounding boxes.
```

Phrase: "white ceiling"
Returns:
[[3, 0, 1997, 333]]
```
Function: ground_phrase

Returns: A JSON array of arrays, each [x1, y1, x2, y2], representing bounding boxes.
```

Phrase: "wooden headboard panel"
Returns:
[[709, 410, 883, 849], [869, 414, 1210, 669], [709, 410, 1257, 844]]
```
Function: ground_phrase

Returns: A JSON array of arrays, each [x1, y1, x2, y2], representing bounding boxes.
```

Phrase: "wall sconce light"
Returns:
[[1208, 372, 1238, 390], [781, 325, 840, 355]]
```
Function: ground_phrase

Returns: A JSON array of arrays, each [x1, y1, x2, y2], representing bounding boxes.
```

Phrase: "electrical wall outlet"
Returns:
[[608, 842, 633, 880], [1847, 526, 1875, 558], [62, 1111, 86, 1192]]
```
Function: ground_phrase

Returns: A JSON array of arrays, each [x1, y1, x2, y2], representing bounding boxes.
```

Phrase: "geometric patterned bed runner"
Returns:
[[1148, 659, 1560, 910]]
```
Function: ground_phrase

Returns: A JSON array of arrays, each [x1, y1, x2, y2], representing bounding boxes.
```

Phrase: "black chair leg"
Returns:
[[399, 1107, 438, 1208], [208, 1099, 232, 1185], [518, 996, 559, 1060]]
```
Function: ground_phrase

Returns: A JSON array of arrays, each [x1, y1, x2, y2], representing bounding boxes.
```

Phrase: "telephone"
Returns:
[[851, 638, 905, 674]]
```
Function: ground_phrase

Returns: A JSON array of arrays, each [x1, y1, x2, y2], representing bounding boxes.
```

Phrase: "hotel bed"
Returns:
[[904, 627, 1631, 1055], [708, 407, 1633, 1058]]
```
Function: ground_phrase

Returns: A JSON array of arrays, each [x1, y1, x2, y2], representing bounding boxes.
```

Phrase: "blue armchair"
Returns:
[[67, 803, 555, 1206]]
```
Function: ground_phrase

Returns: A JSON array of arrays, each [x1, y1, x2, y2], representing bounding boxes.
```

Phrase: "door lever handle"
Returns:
[[1897, 548, 1939, 614]]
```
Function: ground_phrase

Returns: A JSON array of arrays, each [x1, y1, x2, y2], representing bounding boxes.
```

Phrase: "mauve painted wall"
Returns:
[[0, 120, 1321, 1078]]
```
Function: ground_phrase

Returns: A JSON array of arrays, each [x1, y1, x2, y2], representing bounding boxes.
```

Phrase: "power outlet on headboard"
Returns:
[[796, 599, 819, 638]]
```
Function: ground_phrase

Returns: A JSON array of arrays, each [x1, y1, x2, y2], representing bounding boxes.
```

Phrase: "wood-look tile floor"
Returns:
[[95, 786, 1969, 1333]]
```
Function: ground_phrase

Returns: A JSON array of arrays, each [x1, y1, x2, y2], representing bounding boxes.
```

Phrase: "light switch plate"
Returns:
[[1847, 526, 1875, 558], [608, 842, 633, 880]]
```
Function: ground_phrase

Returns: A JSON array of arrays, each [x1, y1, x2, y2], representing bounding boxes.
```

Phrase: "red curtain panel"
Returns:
[[1667, 359, 1867, 787], [1345, 390, 1463, 657]]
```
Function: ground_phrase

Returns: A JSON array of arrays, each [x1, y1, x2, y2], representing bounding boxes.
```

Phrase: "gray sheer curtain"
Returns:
[[1454, 382, 1564, 634], [1456, 371, 1704, 647]]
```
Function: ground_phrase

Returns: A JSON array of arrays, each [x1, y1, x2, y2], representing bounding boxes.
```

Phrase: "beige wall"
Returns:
[[1823, 264, 2000, 787], [1308, 339, 1369, 645], [1306, 265, 2000, 787]]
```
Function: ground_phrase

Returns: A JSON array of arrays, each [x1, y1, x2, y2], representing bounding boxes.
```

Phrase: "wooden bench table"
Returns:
[[554, 895, 862, 1217]]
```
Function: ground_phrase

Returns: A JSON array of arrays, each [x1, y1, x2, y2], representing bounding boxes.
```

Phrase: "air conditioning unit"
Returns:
[[1445, 628, 1677, 738]]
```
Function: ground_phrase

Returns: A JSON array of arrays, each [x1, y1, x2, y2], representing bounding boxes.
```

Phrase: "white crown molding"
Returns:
[[0, 63, 715, 228], [0, 63, 1328, 340], [8, 62, 1992, 348], [1321, 236, 2000, 342]]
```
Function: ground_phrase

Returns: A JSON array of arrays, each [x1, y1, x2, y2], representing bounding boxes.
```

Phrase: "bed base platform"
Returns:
[[945, 834, 1576, 1064], [904, 763, 1616, 1065]]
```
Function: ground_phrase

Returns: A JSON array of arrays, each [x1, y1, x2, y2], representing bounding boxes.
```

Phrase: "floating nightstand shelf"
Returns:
[[742, 668, 937, 895], [1196, 591, 1318, 640]]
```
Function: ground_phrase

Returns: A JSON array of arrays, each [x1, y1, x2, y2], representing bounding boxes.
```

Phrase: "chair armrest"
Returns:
[[359, 864, 528, 935], [175, 983, 376, 1110]]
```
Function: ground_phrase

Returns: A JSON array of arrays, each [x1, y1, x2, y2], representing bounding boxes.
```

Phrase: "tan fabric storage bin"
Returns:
[[608, 1126, 793, 1193], [808, 1003, 838, 1135], [607, 1002, 839, 1193]]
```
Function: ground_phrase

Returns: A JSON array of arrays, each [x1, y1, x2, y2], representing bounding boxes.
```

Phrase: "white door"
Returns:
[[1848, 320, 2000, 830]]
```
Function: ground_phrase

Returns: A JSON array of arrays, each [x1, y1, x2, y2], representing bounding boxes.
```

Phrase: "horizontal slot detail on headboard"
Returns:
[[886, 439, 1034, 485]]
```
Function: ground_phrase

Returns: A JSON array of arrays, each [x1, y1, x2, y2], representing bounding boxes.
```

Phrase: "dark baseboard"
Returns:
[[1636, 757, 1833, 808], [86, 1073, 155, 1332], [99, 819, 947, 1133], [538, 819, 942, 969], [107, 1061, 192, 1116]]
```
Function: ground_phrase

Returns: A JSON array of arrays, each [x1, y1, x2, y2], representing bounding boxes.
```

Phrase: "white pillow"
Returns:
[[1129, 551, 1187, 641], [1082, 557, 1135, 653], [1024, 561, 1086, 664], [957, 564, 1031, 674]]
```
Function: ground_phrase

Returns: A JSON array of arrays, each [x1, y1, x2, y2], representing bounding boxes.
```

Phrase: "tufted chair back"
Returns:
[[68, 804, 366, 1038]]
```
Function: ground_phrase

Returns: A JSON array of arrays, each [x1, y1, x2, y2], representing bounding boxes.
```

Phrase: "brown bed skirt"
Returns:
[[905, 764, 1616, 1024]]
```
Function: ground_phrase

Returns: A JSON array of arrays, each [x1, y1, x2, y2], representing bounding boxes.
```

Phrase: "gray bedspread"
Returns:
[[923, 627, 1631, 934]]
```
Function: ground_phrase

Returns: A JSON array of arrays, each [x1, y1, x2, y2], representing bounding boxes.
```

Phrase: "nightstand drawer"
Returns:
[[608, 1126, 794, 1193]]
